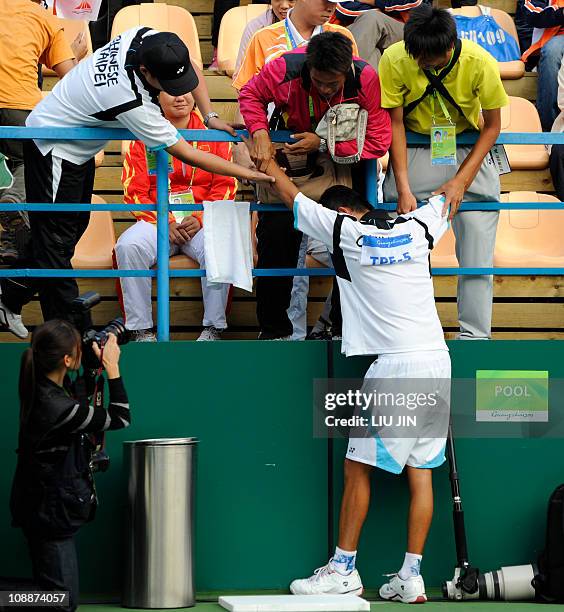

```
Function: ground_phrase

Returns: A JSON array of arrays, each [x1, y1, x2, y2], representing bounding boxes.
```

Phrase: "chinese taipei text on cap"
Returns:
[[138, 32, 199, 96]]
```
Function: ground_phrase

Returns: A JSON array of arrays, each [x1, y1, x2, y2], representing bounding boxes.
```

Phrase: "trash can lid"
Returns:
[[124, 437, 199, 446]]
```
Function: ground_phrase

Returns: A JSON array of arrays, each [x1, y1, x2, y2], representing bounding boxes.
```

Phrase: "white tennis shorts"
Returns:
[[346, 350, 451, 473]]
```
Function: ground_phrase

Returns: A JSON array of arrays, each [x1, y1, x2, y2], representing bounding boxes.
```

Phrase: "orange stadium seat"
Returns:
[[111, 3, 203, 70], [450, 5, 525, 79], [430, 225, 458, 268], [217, 4, 270, 76], [502, 97, 549, 171], [71, 195, 116, 269], [494, 192, 564, 268], [42, 18, 93, 77]]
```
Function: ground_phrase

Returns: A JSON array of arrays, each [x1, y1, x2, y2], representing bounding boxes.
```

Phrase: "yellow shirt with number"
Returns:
[[378, 39, 508, 135]]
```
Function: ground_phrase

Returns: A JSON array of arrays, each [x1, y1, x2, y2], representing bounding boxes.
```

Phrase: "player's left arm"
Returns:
[[258, 155, 299, 209], [402, 196, 449, 249]]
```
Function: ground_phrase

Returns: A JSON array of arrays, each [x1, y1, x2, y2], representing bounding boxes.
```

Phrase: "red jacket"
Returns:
[[238, 48, 391, 160], [122, 112, 237, 226]]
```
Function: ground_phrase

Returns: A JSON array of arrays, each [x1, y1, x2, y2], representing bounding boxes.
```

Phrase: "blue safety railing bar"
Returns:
[[172, 268, 564, 277], [1, 267, 563, 279], [0, 126, 295, 143], [3, 126, 564, 145], [4, 201, 564, 212]]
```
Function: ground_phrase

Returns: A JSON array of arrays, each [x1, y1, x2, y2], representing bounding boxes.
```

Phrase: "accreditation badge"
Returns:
[[146, 150, 174, 176], [169, 190, 196, 224], [430, 123, 457, 166]]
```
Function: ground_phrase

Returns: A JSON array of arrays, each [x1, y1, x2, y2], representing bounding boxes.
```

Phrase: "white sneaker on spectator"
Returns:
[[379, 574, 427, 604], [197, 326, 223, 341], [290, 562, 363, 596], [258, 333, 293, 341], [130, 329, 156, 342], [0, 298, 28, 339]]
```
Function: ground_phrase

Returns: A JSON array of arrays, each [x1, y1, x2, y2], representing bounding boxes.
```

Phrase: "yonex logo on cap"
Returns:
[[177, 66, 185, 74]]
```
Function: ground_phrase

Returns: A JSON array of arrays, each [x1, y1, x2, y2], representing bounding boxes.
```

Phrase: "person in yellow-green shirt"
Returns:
[[379, 4, 508, 341]]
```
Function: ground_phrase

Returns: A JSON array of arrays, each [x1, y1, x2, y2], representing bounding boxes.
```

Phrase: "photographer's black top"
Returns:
[[20, 376, 129, 457], [10, 376, 130, 537]]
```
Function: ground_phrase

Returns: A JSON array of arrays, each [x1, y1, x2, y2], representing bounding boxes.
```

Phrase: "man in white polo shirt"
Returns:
[[0, 27, 272, 338], [261, 155, 451, 604]]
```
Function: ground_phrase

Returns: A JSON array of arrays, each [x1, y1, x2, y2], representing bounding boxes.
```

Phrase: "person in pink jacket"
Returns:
[[239, 33, 391, 169], [239, 31, 391, 340]]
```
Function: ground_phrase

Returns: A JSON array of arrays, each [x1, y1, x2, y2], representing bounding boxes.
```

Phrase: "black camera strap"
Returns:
[[404, 39, 465, 120], [89, 354, 106, 457]]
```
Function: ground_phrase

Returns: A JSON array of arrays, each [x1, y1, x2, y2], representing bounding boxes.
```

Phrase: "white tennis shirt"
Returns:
[[294, 193, 449, 357], [27, 27, 180, 165]]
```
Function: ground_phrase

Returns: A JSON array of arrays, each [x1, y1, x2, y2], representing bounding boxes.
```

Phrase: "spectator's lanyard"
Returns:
[[429, 92, 457, 166], [171, 141, 198, 222], [308, 96, 317, 130], [284, 17, 300, 49]]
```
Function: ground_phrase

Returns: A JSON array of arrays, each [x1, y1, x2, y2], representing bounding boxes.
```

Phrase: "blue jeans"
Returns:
[[537, 35, 564, 131]]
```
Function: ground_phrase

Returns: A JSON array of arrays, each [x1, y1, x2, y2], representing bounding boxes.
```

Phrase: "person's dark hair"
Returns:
[[319, 185, 372, 213], [306, 32, 353, 75], [404, 5, 458, 60], [19, 319, 81, 425]]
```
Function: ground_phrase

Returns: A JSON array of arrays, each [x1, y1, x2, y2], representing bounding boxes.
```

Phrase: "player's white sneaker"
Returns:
[[290, 562, 363, 596], [379, 574, 427, 604], [0, 298, 28, 339]]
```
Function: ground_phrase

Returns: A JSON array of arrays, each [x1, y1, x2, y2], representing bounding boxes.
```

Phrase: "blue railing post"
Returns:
[[155, 149, 170, 342], [365, 159, 378, 206]]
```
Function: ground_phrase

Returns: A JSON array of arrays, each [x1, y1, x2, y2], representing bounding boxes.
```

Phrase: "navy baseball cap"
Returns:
[[138, 32, 199, 96]]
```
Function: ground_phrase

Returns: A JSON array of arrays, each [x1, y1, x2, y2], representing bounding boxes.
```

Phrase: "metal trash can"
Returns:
[[123, 438, 198, 608]]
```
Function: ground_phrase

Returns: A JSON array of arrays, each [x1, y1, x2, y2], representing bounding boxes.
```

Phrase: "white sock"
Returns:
[[398, 552, 422, 580], [330, 546, 357, 575]]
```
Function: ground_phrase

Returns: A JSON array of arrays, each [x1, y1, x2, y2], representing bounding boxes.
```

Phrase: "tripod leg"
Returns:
[[447, 423, 469, 569]]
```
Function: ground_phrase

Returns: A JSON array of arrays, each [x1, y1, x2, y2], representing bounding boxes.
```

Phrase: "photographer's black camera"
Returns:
[[72, 292, 129, 370]]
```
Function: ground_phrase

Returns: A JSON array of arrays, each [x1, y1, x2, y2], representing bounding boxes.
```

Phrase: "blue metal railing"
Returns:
[[0, 126, 563, 340]]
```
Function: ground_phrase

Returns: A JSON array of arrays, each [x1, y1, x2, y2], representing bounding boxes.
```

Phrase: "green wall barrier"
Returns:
[[0, 341, 562, 598]]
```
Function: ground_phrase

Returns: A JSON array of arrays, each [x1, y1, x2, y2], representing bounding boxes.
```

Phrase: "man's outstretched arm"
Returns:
[[262, 158, 300, 209]]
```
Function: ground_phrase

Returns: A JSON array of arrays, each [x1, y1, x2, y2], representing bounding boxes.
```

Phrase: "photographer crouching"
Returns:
[[9, 318, 129, 611]]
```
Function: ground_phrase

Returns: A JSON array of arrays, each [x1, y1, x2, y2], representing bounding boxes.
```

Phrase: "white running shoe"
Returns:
[[290, 562, 363, 596], [197, 326, 223, 341], [379, 574, 427, 604], [130, 329, 157, 342], [0, 298, 28, 339]]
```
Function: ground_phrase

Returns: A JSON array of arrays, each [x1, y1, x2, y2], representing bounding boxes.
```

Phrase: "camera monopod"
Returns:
[[442, 424, 537, 601]]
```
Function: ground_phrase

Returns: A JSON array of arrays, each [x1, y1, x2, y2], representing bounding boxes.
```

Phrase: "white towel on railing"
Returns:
[[203, 201, 253, 293]]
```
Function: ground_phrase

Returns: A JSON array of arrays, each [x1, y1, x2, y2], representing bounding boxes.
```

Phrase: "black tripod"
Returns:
[[442, 423, 480, 600]]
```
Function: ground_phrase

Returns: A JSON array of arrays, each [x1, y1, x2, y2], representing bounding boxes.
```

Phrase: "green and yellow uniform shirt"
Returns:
[[378, 39, 509, 134]]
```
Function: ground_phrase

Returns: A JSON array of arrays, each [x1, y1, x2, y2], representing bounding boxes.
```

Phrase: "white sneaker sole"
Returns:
[[290, 586, 364, 597], [379, 590, 427, 604]]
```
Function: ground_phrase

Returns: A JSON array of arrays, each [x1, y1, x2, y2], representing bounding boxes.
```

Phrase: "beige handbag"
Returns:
[[315, 102, 368, 165]]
